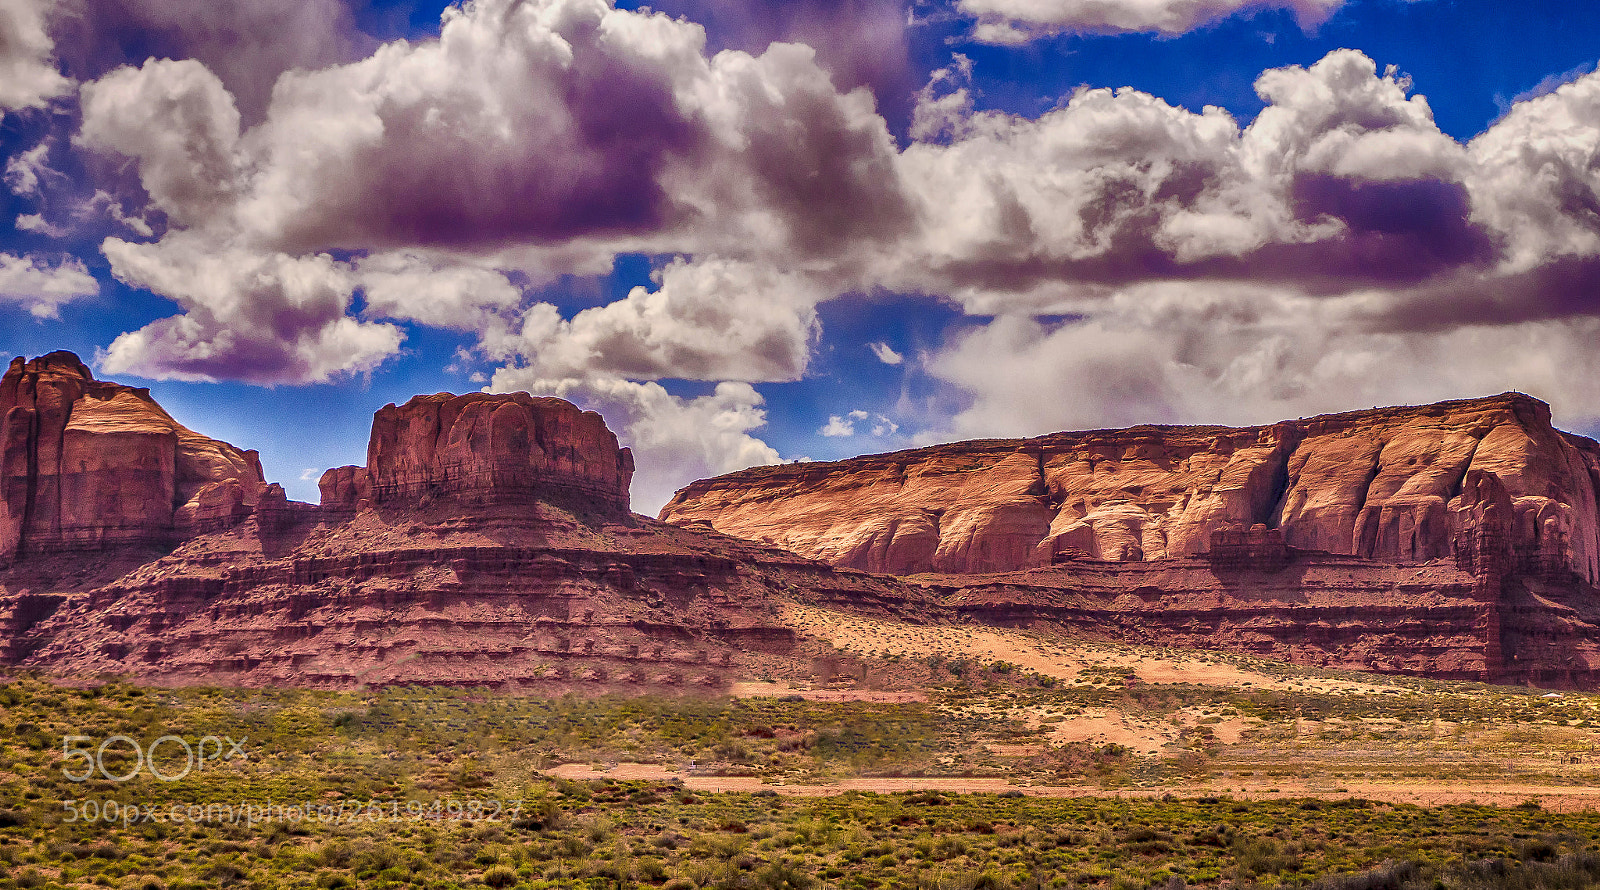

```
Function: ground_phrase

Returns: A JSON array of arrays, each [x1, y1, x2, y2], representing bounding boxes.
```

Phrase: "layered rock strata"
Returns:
[[321, 392, 634, 517], [662, 394, 1600, 583], [0, 378, 826, 689], [9, 502, 857, 689], [904, 555, 1600, 688], [8, 361, 1600, 690], [0, 352, 266, 563]]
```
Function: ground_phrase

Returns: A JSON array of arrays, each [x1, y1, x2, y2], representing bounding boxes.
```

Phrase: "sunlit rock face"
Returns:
[[320, 392, 634, 517], [0, 351, 265, 562], [661, 393, 1600, 583]]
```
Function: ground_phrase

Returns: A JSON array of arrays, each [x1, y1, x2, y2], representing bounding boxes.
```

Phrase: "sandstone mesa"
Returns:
[[3, 352, 1600, 689], [661, 393, 1599, 584]]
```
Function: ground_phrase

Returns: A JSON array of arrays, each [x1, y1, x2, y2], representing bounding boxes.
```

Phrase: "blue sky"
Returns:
[[3, 0, 1600, 512]]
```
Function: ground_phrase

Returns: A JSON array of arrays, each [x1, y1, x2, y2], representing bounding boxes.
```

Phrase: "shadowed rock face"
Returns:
[[661, 394, 1600, 583], [0, 352, 265, 562], [322, 392, 634, 517]]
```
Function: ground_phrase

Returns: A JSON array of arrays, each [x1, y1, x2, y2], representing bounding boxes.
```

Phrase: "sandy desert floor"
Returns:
[[529, 604, 1600, 812]]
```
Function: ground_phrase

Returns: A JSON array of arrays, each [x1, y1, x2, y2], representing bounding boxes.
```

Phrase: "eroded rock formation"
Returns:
[[7, 361, 1600, 691], [0, 352, 265, 563], [322, 392, 634, 516], [662, 394, 1600, 583], [0, 372, 815, 689]]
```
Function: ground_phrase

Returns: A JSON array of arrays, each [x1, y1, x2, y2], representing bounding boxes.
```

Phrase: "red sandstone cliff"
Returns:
[[321, 392, 634, 515], [0, 374, 819, 689], [7, 360, 1600, 691], [661, 394, 1600, 584], [0, 352, 266, 563]]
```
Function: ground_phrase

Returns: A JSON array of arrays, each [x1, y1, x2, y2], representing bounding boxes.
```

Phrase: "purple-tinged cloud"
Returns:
[[641, 0, 917, 121], [99, 235, 402, 384], [49, 0, 368, 121], [0, 0, 70, 113]]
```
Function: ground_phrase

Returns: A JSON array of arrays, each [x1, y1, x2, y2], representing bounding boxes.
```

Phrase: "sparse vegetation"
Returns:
[[6, 608, 1600, 889]]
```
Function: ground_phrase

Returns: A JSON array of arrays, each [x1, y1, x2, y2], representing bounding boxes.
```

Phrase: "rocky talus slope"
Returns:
[[662, 394, 1600, 582]]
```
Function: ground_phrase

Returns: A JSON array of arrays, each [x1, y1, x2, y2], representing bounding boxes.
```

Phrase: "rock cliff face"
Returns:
[[8, 502, 858, 690], [8, 362, 1600, 691], [0, 371, 839, 689], [322, 392, 634, 516], [0, 352, 265, 563], [661, 394, 1600, 584]]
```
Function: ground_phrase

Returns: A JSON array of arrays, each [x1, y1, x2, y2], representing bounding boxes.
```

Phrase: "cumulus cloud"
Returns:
[[907, 52, 1600, 445], [640, 0, 916, 114], [819, 408, 898, 437], [73, 0, 909, 383], [0, 0, 70, 113], [51, 0, 366, 121], [1468, 68, 1600, 273], [98, 236, 402, 384], [924, 284, 1600, 440], [164, 0, 909, 261], [356, 253, 524, 332], [506, 258, 822, 383], [890, 50, 1498, 310], [77, 58, 242, 228], [0, 252, 98, 317], [486, 369, 783, 514], [57, 0, 1600, 478], [868, 341, 904, 364], [958, 0, 1344, 42], [820, 410, 866, 437]]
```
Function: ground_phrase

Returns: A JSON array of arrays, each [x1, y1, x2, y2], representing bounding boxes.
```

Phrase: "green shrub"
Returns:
[[481, 864, 517, 888]]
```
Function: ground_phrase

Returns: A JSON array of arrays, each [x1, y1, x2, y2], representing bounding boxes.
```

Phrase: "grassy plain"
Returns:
[[4, 608, 1600, 888]]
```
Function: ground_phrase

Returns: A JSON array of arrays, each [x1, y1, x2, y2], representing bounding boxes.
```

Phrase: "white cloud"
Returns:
[[958, 0, 1344, 42], [56, 4, 1600, 487], [486, 369, 783, 514], [819, 411, 862, 437], [356, 252, 524, 332], [14, 213, 67, 237], [886, 49, 1491, 311], [0, 252, 99, 318], [506, 257, 823, 383], [4, 142, 49, 196], [819, 408, 898, 438], [923, 283, 1600, 443], [1468, 67, 1600, 272], [78, 58, 242, 228], [910, 54, 975, 144], [0, 0, 70, 113], [72, 0, 905, 385], [98, 236, 403, 383], [868, 341, 904, 364], [1247, 51, 1464, 183]]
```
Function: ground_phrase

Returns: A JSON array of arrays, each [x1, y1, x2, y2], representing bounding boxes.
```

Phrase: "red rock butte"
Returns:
[[0, 354, 822, 688], [1, 351, 268, 562], [319, 391, 635, 517], [6, 355, 1600, 690], [661, 392, 1600, 585]]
